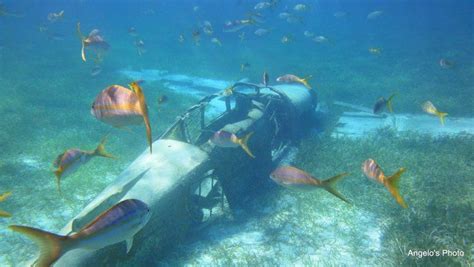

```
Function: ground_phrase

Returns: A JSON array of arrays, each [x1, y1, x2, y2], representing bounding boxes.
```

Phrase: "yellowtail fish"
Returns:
[[9, 199, 151, 267], [91, 82, 153, 153], [47, 10, 64, 22], [313, 35, 328, 43], [362, 159, 407, 208], [270, 166, 350, 203], [178, 34, 185, 43], [373, 94, 396, 114], [39, 25, 48, 32], [223, 19, 255, 33], [53, 137, 114, 193], [0, 191, 12, 217], [369, 47, 382, 54], [254, 28, 270, 36], [281, 35, 291, 44], [439, 58, 454, 69], [77, 22, 110, 62], [294, 4, 308, 12], [202, 21, 213, 35], [303, 30, 314, 38], [367, 10, 383, 20], [211, 37, 222, 46], [422, 101, 448, 125], [276, 74, 312, 89], [210, 130, 255, 158], [254, 2, 272, 10], [221, 86, 235, 97], [278, 12, 291, 19]]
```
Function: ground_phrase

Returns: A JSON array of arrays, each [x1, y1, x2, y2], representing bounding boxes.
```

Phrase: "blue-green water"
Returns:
[[0, 0, 473, 266]]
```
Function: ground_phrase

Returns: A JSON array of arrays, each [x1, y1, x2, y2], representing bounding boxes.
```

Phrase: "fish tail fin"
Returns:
[[94, 136, 115, 159], [436, 111, 448, 126], [76, 22, 86, 62], [321, 173, 350, 204], [144, 114, 152, 153], [238, 132, 255, 158], [81, 40, 86, 62], [384, 168, 408, 208], [386, 94, 396, 113], [0, 191, 12, 202], [0, 209, 11, 217], [301, 75, 312, 89], [9, 225, 72, 267], [130, 81, 153, 153]]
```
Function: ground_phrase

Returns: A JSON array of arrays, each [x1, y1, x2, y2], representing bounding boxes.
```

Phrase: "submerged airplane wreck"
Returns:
[[45, 80, 317, 266], [21, 69, 473, 265]]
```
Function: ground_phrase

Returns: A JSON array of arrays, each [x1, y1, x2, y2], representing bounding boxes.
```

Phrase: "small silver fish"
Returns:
[[294, 4, 308, 12], [367, 10, 383, 20], [278, 12, 291, 19], [313, 35, 328, 43], [254, 2, 271, 10], [254, 28, 270, 36], [303, 30, 314, 38], [439, 58, 454, 69]]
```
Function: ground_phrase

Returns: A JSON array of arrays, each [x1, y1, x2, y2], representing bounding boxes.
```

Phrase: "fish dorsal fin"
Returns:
[[126, 237, 134, 253]]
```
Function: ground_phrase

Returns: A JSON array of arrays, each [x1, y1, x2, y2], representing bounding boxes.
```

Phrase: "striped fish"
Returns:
[[373, 94, 396, 114], [77, 22, 110, 62], [54, 137, 114, 193], [361, 159, 408, 208], [0, 191, 12, 217], [91, 82, 152, 153], [270, 166, 350, 203], [422, 101, 447, 125], [276, 74, 312, 89], [9, 199, 151, 267], [210, 130, 255, 158]]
